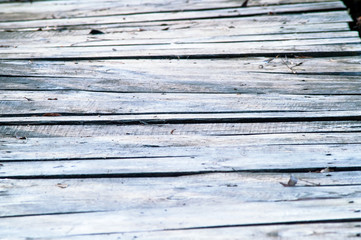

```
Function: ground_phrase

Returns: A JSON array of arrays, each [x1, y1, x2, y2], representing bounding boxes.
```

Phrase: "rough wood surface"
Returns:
[[0, 0, 360, 238], [1, 172, 361, 238]]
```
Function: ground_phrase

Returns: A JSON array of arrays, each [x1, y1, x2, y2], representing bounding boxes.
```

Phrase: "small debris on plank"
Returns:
[[89, 29, 104, 35], [56, 183, 68, 189], [43, 113, 62, 116], [226, 184, 238, 187], [320, 167, 334, 173], [280, 175, 298, 187]]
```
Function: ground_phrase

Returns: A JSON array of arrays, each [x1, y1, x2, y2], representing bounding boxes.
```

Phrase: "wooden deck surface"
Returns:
[[1, 0, 361, 239]]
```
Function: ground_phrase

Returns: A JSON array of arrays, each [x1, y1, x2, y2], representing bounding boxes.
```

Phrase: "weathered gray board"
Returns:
[[0, 2, 360, 59], [0, 57, 360, 94], [0, 0, 342, 22], [0, 172, 361, 238], [0, 0, 361, 239]]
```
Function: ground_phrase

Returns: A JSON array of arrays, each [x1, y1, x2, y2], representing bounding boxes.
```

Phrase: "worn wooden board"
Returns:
[[1, 121, 361, 138], [0, 57, 360, 94], [1, 133, 361, 172], [0, 172, 361, 238], [0, 11, 351, 35], [1, 91, 361, 116], [2, 28, 357, 49], [2, 38, 360, 59], [0, 0, 360, 238], [0, 0, 342, 22], [0, 171, 360, 215], [1, 197, 361, 238], [47, 222, 361, 240], [0, 2, 347, 30], [2, 56, 361, 76], [0, 144, 360, 176]]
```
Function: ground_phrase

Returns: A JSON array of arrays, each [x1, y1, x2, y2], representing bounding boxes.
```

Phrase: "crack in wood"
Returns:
[[163, 218, 361, 231], [0, 210, 108, 219]]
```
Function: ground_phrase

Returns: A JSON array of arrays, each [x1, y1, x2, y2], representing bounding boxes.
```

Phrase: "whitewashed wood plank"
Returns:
[[47, 222, 361, 240], [2, 43, 360, 60], [0, 0, 341, 22], [1, 198, 360, 238], [0, 11, 350, 35], [1, 134, 361, 168], [0, 172, 360, 216], [1, 26, 356, 49], [2, 56, 360, 76], [1, 37, 360, 59], [1, 91, 361, 115], [0, 2, 346, 30], [1, 57, 360, 94], [1, 121, 360, 138], [0, 144, 360, 176]]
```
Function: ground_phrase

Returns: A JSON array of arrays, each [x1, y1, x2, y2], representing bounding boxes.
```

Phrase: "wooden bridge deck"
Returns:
[[1, 0, 361, 238]]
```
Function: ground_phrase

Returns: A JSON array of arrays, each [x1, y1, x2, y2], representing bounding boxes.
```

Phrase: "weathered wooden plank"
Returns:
[[0, 144, 360, 176], [1, 27, 356, 50], [1, 56, 360, 74], [0, 172, 360, 215], [71, 31, 360, 47], [43, 222, 361, 240], [0, 171, 361, 237], [1, 134, 361, 170], [0, 0, 359, 239], [2, 56, 360, 77], [0, 11, 350, 35], [1, 121, 361, 138], [1, 91, 361, 115], [0, 2, 346, 31], [1, 38, 360, 59], [1, 197, 361, 238], [0, 0, 342, 22], [1, 57, 360, 94]]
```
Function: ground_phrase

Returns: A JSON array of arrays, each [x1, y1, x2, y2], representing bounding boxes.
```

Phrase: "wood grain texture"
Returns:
[[1, 39, 360, 59], [0, 0, 360, 238], [1, 197, 361, 238], [46, 222, 361, 240], [0, 57, 360, 94], [0, 172, 361, 238], [1, 91, 361, 118], [1, 121, 361, 138], [0, 0, 342, 22], [0, 2, 346, 29]]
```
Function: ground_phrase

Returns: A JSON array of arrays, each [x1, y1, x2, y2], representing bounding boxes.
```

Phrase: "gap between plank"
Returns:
[[2, 166, 361, 179], [1, 115, 361, 125], [2, 50, 361, 61]]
